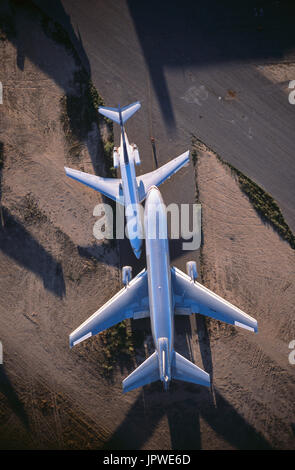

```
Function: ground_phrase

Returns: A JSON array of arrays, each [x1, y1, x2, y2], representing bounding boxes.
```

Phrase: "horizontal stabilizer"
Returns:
[[123, 351, 159, 393], [98, 102, 141, 125], [64, 167, 124, 205], [172, 352, 210, 387]]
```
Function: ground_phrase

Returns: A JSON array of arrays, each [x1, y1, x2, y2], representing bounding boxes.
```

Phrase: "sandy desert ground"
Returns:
[[0, 1, 294, 450]]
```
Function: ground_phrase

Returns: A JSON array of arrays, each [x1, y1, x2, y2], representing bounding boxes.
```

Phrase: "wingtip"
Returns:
[[205, 374, 211, 388], [180, 149, 190, 163], [122, 379, 130, 394], [234, 320, 258, 333]]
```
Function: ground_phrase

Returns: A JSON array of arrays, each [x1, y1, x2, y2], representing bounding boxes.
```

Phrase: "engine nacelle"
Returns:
[[186, 261, 198, 281], [113, 147, 119, 168], [122, 266, 132, 286], [131, 143, 141, 165]]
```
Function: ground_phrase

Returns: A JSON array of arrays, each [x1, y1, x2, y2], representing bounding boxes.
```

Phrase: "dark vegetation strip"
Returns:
[[41, 12, 136, 374], [192, 136, 295, 250]]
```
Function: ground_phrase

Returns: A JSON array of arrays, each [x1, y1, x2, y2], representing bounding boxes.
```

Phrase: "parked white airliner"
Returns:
[[64, 102, 189, 258], [69, 186, 258, 393]]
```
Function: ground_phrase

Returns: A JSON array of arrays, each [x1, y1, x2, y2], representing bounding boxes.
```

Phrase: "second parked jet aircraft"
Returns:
[[65, 102, 189, 258], [69, 186, 258, 393]]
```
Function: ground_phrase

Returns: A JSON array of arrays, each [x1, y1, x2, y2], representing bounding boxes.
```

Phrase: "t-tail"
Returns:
[[98, 102, 141, 165]]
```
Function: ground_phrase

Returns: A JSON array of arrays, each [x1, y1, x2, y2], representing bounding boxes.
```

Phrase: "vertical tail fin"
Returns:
[[98, 102, 141, 125]]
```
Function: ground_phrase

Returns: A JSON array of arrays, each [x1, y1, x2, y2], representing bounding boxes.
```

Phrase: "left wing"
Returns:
[[65, 167, 124, 205], [171, 266, 258, 332], [137, 151, 189, 202], [70, 269, 149, 347]]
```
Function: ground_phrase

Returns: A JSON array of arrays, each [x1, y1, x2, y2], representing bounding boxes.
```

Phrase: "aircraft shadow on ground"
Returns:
[[102, 381, 272, 450], [0, 365, 30, 431], [0, 206, 66, 298], [10, 0, 91, 76], [127, 0, 295, 130], [1, 0, 104, 173], [77, 242, 119, 268], [1, 144, 64, 297]]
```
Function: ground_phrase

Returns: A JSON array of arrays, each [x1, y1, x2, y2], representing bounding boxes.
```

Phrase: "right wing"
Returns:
[[70, 269, 149, 348], [65, 167, 124, 205], [171, 266, 258, 332], [137, 151, 190, 202]]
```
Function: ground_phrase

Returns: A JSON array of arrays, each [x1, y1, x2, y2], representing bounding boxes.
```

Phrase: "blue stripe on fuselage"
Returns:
[[119, 132, 142, 256]]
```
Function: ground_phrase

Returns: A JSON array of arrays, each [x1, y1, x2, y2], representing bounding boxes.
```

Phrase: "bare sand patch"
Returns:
[[193, 145, 295, 449]]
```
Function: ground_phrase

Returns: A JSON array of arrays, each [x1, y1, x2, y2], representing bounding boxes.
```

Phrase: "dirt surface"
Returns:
[[0, 1, 294, 450], [257, 62, 295, 83], [194, 146, 295, 449], [257, 61, 295, 95], [0, 0, 122, 449]]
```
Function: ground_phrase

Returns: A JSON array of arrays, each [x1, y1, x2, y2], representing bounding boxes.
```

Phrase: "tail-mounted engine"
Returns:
[[122, 266, 132, 286], [131, 143, 140, 165], [113, 147, 120, 168], [186, 261, 198, 281]]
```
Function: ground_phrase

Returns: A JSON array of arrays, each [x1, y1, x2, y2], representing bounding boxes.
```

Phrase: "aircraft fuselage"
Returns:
[[119, 131, 142, 258], [144, 186, 174, 389]]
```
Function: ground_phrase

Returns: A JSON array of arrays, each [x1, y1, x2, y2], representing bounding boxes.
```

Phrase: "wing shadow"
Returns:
[[0, 207, 66, 298], [127, 0, 295, 130], [0, 365, 30, 431]]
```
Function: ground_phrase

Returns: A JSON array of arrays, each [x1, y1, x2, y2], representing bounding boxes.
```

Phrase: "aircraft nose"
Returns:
[[145, 186, 163, 206]]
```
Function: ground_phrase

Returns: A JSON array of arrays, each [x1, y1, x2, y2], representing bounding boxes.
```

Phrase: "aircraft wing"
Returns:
[[65, 167, 124, 205], [137, 151, 190, 202], [171, 266, 258, 332], [70, 269, 149, 348]]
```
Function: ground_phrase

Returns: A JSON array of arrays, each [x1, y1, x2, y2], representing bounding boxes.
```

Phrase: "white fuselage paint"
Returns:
[[119, 132, 142, 258], [144, 186, 174, 389]]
